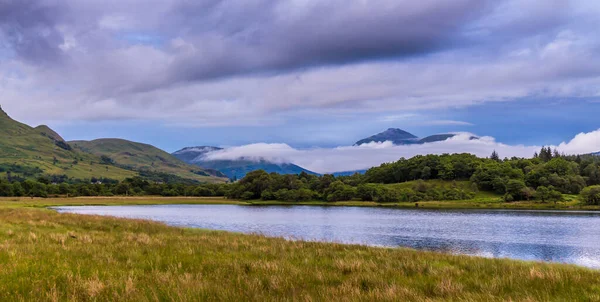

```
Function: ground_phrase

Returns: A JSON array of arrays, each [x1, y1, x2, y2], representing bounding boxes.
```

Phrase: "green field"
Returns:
[[0, 198, 599, 301]]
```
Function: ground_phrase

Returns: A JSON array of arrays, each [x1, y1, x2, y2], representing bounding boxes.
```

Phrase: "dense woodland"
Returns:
[[2, 147, 600, 205]]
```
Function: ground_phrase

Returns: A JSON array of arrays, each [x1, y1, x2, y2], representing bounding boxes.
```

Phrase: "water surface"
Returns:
[[55, 205, 600, 268]]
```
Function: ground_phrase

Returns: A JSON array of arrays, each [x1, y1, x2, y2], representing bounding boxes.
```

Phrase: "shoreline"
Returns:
[[1, 196, 597, 211], [52, 203, 600, 270]]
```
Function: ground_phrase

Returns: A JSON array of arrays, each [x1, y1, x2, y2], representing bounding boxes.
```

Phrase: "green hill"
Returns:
[[0, 106, 225, 183], [70, 139, 225, 183]]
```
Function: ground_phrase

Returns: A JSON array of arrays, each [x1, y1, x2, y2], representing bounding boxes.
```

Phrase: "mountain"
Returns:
[[418, 134, 456, 144], [173, 146, 317, 179], [0, 106, 225, 183], [197, 159, 316, 180], [355, 128, 470, 146], [355, 128, 419, 145], [172, 146, 223, 163]]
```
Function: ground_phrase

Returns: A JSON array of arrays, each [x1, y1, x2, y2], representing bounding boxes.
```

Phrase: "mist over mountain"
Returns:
[[174, 129, 483, 178], [173, 146, 317, 179]]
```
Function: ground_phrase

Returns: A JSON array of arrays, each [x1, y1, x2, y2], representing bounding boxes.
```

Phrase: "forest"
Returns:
[[2, 147, 600, 205]]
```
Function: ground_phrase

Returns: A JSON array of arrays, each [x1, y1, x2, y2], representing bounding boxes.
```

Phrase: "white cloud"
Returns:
[[557, 130, 600, 155], [203, 130, 600, 173]]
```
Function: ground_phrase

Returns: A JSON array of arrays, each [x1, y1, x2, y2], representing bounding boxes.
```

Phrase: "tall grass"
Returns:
[[0, 205, 599, 301]]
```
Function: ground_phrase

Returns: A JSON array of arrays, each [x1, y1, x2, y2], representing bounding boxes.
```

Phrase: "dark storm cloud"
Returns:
[[0, 0, 69, 64], [1, 0, 494, 84], [164, 0, 492, 82], [3, 0, 600, 128]]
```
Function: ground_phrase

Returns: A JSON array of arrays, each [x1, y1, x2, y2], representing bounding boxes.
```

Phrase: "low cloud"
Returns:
[[203, 130, 600, 173]]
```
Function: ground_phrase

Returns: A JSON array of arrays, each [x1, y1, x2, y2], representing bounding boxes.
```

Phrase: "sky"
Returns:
[[2, 0, 600, 172]]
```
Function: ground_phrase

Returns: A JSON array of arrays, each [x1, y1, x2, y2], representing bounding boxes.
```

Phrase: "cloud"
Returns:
[[557, 130, 600, 155], [420, 120, 474, 126], [203, 130, 600, 173], [1, 0, 600, 131], [161, 0, 490, 84]]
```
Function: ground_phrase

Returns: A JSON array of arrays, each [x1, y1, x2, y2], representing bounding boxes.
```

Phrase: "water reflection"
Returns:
[[55, 205, 600, 268]]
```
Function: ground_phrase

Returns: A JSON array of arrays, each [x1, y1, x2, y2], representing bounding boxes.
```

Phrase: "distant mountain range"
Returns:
[[1, 105, 489, 181], [0, 106, 226, 183], [175, 128, 478, 179], [355, 128, 466, 145], [173, 147, 316, 180]]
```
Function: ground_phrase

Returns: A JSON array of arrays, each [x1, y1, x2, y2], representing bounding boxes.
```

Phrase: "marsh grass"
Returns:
[[0, 203, 599, 301]]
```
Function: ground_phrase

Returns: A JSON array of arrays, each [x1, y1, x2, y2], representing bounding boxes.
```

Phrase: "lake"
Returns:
[[55, 204, 600, 268]]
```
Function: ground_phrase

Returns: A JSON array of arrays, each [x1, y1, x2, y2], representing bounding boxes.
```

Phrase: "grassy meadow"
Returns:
[[0, 197, 599, 300], [1, 203, 600, 301]]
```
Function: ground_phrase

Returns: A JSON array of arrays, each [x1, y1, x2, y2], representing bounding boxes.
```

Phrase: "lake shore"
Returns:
[[0, 204, 599, 301], [1, 196, 598, 211]]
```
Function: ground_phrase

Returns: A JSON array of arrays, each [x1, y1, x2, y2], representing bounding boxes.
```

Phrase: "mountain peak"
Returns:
[[0, 105, 9, 118], [384, 128, 417, 136], [355, 128, 418, 145], [173, 146, 223, 154], [35, 125, 65, 142]]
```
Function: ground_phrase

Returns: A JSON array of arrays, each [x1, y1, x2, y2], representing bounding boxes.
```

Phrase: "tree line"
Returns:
[[1, 148, 600, 205]]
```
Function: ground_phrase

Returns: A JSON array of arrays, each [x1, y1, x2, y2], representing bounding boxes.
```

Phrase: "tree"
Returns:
[[520, 187, 536, 201], [0, 182, 12, 197], [535, 186, 562, 204], [12, 182, 24, 197], [490, 150, 500, 162], [505, 179, 526, 200], [325, 181, 356, 202], [421, 166, 432, 180], [113, 183, 131, 196], [539, 147, 553, 162], [581, 185, 600, 205], [357, 184, 377, 201], [535, 186, 550, 203]]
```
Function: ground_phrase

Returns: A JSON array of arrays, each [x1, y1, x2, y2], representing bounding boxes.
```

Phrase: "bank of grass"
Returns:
[[1, 194, 597, 211], [0, 206, 600, 301], [0, 196, 247, 209]]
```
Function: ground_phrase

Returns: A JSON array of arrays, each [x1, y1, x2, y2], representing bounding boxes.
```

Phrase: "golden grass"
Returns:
[[0, 201, 599, 301]]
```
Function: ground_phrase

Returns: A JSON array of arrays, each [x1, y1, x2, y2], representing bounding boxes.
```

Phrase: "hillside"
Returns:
[[0, 106, 138, 180], [70, 139, 226, 182], [0, 106, 225, 183], [173, 146, 317, 179]]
